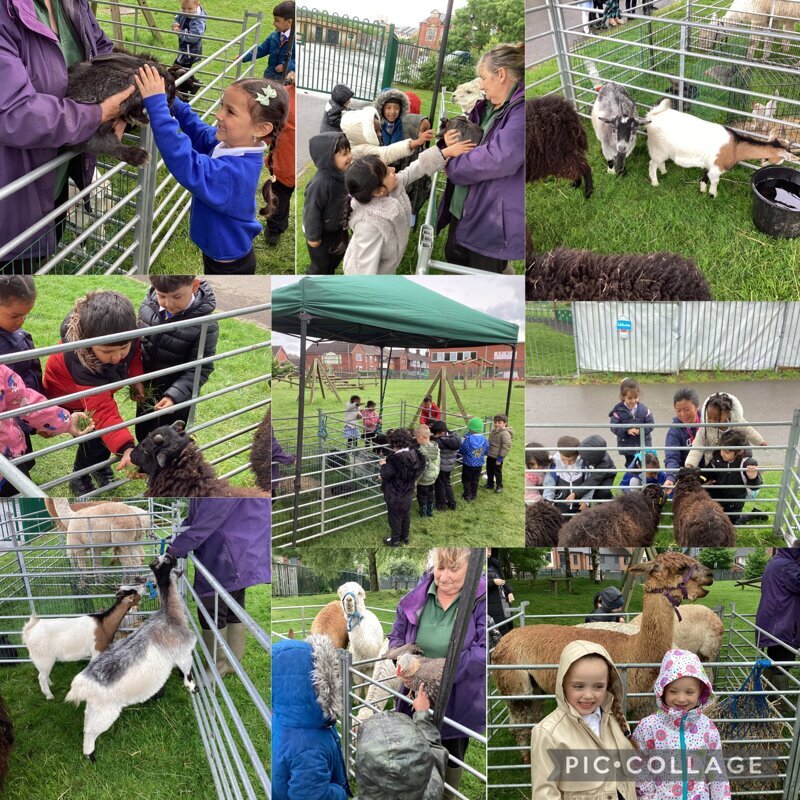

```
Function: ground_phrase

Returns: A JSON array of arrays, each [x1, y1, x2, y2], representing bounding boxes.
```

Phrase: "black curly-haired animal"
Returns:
[[130, 421, 268, 498], [525, 500, 564, 547], [672, 468, 736, 546], [557, 484, 667, 546], [526, 95, 593, 198], [437, 115, 484, 146], [0, 692, 12, 791], [66, 50, 182, 165], [250, 409, 272, 495], [526, 247, 713, 301]]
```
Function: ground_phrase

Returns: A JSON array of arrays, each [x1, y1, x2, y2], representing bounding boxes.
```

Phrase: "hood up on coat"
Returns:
[[555, 640, 626, 720], [595, 586, 624, 612], [374, 88, 410, 119], [341, 106, 382, 147], [62, 309, 134, 375], [700, 392, 747, 427], [579, 435, 609, 468], [331, 83, 355, 106], [654, 648, 713, 715], [309, 131, 347, 173]]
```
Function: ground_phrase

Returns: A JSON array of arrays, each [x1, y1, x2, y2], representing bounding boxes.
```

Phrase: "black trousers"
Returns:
[[486, 456, 504, 488], [135, 401, 191, 444], [74, 435, 112, 476], [0, 458, 32, 497], [445, 217, 507, 273], [461, 464, 482, 499], [266, 180, 294, 235], [417, 483, 435, 511], [434, 470, 456, 510], [307, 230, 347, 275], [386, 501, 412, 544], [198, 587, 246, 630], [203, 246, 256, 275]]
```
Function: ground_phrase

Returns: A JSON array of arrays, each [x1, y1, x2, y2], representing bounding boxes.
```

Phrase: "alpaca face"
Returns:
[[631, 553, 713, 601], [130, 421, 190, 475], [338, 582, 365, 615]]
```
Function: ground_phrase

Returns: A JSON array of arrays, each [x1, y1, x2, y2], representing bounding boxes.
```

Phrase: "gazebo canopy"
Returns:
[[272, 276, 519, 348]]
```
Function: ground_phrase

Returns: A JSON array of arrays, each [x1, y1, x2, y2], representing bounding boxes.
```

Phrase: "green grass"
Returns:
[[525, 321, 579, 377], [272, 589, 486, 800], [271, 378, 525, 548], [20, 277, 268, 496]]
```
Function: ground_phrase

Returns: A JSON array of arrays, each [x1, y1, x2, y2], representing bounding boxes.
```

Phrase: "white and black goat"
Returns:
[[65, 554, 196, 761], [591, 83, 646, 175], [23, 585, 144, 700]]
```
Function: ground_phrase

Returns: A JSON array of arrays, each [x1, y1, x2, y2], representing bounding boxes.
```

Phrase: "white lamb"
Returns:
[[65, 554, 196, 761], [337, 582, 385, 692], [723, 0, 800, 59]]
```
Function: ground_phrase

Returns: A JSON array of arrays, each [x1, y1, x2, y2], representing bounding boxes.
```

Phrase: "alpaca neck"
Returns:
[[50, 497, 76, 523], [633, 590, 677, 661]]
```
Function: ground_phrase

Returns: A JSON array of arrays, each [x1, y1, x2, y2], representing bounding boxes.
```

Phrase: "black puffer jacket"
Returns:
[[138, 282, 219, 404], [380, 445, 426, 508], [320, 84, 354, 133], [435, 431, 462, 473], [0, 328, 43, 392], [303, 133, 349, 242], [573, 434, 617, 500]]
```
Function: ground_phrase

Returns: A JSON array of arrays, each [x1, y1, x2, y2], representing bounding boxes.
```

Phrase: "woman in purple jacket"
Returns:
[[387, 547, 486, 796], [436, 42, 525, 273], [167, 498, 270, 677], [0, 0, 134, 270]]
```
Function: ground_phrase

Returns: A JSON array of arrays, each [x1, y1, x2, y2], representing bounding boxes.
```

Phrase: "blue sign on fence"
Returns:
[[616, 316, 632, 334]]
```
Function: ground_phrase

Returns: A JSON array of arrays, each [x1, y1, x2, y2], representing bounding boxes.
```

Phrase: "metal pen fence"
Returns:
[[524, 418, 800, 545], [271, 563, 418, 596], [487, 605, 800, 798], [0, 2, 263, 273], [0, 304, 270, 497], [272, 602, 488, 800]]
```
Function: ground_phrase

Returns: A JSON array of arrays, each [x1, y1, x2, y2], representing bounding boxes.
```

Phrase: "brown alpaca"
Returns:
[[672, 467, 736, 546], [310, 601, 349, 650], [491, 552, 713, 759]]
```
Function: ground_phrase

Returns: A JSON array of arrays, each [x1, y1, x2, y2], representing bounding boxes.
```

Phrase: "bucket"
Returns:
[[751, 165, 800, 239]]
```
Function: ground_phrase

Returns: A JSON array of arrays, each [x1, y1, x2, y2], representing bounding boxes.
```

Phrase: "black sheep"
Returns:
[[437, 115, 484, 146], [672, 468, 736, 546], [525, 500, 564, 547]]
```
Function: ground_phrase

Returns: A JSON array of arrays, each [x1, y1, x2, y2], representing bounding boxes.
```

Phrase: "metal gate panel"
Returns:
[[776, 303, 800, 369]]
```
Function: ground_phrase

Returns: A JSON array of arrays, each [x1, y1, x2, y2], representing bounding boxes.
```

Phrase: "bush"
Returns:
[[416, 52, 476, 91], [698, 547, 736, 571], [743, 547, 770, 580]]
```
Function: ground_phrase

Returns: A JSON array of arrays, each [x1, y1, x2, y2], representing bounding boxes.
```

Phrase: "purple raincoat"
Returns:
[[388, 571, 486, 740], [436, 83, 525, 261], [271, 431, 295, 486], [755, 548, 800, 649], [0, 0, 112, 259], [168, 498, 271, 595]]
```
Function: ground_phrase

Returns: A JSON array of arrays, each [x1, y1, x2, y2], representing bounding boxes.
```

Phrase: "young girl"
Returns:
[[619, 450, 666, 492], [342, 138, 475, 275], [379, 428, 425, 546], [705, 429, 766, 524], [0, 277, 41, 392], [361, 400, 381, 444], [632, 649, 730, 800], [134, 64, 289, 274], [344, 395, 361, 448], [531, 640, 637, 799], [525, 442, 553, 503], [0, 364, 91, 496], [609, 378, 654, 467]]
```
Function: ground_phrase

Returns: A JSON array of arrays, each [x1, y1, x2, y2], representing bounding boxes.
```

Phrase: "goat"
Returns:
[[451, 78, 483, 114], [130, 420, 269, 498], [0, 693, 11, 791], [672, 467, 736, 546], [645, 98, 794, 196], [526, 247, 712, 300], [65, 553, 196, 761], [525, 500, 564, 547], [526, 96, 593, 198], [22, 586, 144, 700], [437, 116, 484, 146], [722, 0, 800, 59], [591, 83, 644, 175]]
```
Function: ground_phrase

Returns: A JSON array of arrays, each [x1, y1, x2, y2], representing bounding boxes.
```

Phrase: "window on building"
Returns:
[[433, 352, 445, 361], [426, 27, 436, 41], [355, 353, 363, 362], [572, 554, 579, 566]]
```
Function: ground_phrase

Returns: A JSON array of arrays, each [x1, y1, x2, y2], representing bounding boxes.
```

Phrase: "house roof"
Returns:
[[306, 341, 382, 356]]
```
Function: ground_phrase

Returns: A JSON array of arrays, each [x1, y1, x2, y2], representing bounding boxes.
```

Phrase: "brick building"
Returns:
[[428, 344, 525, 379], [417, 10, 444, 48]]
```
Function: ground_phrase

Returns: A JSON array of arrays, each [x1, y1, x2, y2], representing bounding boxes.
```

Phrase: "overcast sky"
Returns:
[[305, 1, 467, 30], [271, 276, 525, 354]]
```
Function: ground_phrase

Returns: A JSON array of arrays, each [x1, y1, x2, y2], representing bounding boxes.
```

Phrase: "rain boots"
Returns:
[[202, 624, 247, 679]]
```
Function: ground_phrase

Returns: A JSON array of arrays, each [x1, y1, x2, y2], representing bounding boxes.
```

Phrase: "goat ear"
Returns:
[[171, 420, 186, 434], [156, 450, 170, 468]]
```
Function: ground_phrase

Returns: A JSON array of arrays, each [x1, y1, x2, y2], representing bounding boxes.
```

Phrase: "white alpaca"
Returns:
[[451, 78, 483, 114], [337, 582, 384, 694]]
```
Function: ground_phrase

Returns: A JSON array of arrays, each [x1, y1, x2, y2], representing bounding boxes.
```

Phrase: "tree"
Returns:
[[447, 0, 525, 55], [508, 548, 549, 578], [743, 547, 769, 581], [697, 548, 735, 571], [590, 548, 601, 583], [416, 52, 474, 91], [563, 548, 573, 579], [368, 550, 379, 592]]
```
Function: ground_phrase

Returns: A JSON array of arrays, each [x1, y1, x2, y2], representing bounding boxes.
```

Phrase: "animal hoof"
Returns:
[[123, 147, 150, 166], [86, 752, 96, 763], [700, 182, 708, 193]]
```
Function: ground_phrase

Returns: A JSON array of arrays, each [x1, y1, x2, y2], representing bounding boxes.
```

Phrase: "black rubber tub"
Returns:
[[751, 165, 800, 239]]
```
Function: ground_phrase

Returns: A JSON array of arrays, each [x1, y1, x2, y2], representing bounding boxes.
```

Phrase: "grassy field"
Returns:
[[270, 378, 526, 548], [272, 589, 486, 800], [18, 276, 268, 496]]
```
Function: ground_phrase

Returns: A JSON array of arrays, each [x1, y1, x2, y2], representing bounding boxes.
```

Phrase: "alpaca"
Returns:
[[525, 501, 564, 547], [579, 604, 724, 662], [249, 409, 272, 495], [310, 601, 349, 649], [491, 552, 713, 757], [557, 484, 666, 546], [337, 582, 385, 691], [0, 693, 11, 791], [672, 467, 736, 546], [526, 95, 593, 198], [451, 77, 483, 114]]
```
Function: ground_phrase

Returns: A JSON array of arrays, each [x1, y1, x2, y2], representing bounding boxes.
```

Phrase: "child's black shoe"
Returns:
[[383, 537, 401, 547], [69, 475, 95, 497], [94, 466, 115, 487]]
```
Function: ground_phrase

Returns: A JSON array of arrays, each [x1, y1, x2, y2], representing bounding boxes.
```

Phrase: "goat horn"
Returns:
[[153, 434, 163, 445]]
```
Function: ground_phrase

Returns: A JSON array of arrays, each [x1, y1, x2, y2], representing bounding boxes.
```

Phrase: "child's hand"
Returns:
[[117, 448, 134, 471], [130, 382, 147, 403], [746, 465, 759, 480], [412, 684, 431, 712], [154, 396, 175, 410], [134, 64, 166, 99], [566, 492, 576, 502], [496, 456, 504, 465], [67, 412, 94, 437], [379, 459, 386, 466], [579, 502, 588, 512], [171, 22, 180, 31], [275, 63, 285, 73], [663, 478, 674, 495], [412, 129, 435, 148], [628, 427, 639, 436], [442, 139, 476, 159]]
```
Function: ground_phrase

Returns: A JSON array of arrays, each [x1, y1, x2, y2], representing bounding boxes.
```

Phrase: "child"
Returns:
[[619, 450, 666, 492], [340, 105, 434, 164], [419, 395, 440, 428], [705, 429, 766, 524], [344, 395, 361, 448], [342, 138, 473, 274], [241, 0, 295, 80], [374, 89, 411, 146], [265, 74, 295, 247], [531, 640, 637, 799], [632, 649, 730, 800], [303, 133, 352, 274], [135, 275, 219, 443], [379, 427, 425, 546], [430, 420, 461, 511], [415, 424, 441, 518], [609, 378, 654, 467], [459, 417, 489, 502], [572, 435, 617, 510], [584, 586, 625, 623], [486, 413, 513, 494], [598, 0, 625, 26], [0, 364, 91, 497], [272, 634, 351, 799], [171, 0, 206, 69], [43, 291, 144, 495], [320, 84, 354, 133], [664, 387, 701, 491], [543, 435, 583, 514], [134, 65, 289, 274], [361, 400, 381, 444], [0, 277, 41, 393], [525, 442, 553, 503]]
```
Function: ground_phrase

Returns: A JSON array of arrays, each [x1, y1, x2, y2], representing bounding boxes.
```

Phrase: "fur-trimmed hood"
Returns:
[[62, 310, 106, 373], [374, 88, 410, 119], [341, 106, 382, 147]]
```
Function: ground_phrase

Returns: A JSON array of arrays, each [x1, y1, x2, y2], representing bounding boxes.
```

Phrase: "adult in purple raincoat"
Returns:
[[436, 42, 525, 273], [272, 428, 296, 494], [0, 0, 134, 269], [387, 547, 486, 796], [167, 498, 270, 677]]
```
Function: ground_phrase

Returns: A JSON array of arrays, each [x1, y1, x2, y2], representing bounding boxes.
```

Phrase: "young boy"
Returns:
[[304, 133, 352, 274], [572, 435, 617, 510], [171, 0, 206, 69], [43, 291, 144, 495], [459, 417, 489, 502], [135, 275, 219, 443], [415, 424, 440, 518], [430, 420, 461, 511], [380, 428, 425, 546], [619, 449, 666, 492], [0, 277, 41, 392], [486, 413, 513, 494], [320, 84, 354, 133], [609, 377, 654, 467], [543, 435, 583, 513], [242, 0, 294, 80], [705, 429, 767, 524]]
